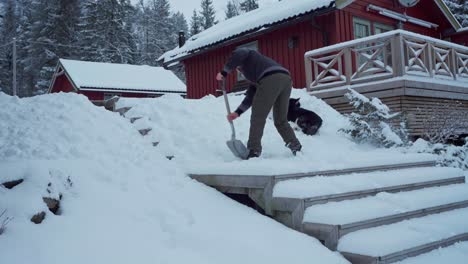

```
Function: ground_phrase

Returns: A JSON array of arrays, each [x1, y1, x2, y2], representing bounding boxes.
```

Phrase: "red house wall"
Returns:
[[50, 74, 75, 93], [50, 73, 160, 100], [184, 19, 325, 99], [79, 90, 153, 100], [338, 0, 452, 42], [183, 0, 458, 99], [451, 32, 468, 46]]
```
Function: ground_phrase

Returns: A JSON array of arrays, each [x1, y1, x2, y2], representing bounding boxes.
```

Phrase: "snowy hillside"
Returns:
[[0, 92, 348, 264], [2, 89, 464, 264]]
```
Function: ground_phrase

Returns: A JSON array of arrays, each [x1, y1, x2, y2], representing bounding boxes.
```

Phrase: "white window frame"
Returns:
[[236, 41, 258, 81], [374, 22, 394, 34], [353, 17, 371, 39]]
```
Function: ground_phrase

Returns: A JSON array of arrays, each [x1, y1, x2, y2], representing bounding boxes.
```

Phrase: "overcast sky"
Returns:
[[133, 0, 279, 22]]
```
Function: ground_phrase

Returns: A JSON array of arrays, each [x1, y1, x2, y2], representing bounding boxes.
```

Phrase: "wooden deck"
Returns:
[[304, 30, 468, 137], [310, 77, 468, 136]]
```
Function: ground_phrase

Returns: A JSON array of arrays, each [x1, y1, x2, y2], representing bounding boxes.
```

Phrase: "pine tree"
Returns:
[[172, 12, 188, 37], [444, 0, 468, 27], [79, 0, 136, 64], [240, 0, 258, 13], [199, 0, 217, 30], [225, 0, 240, 19], [190, 9, 202, 36], [133, 0, 152, 64], [0, 0, 18, 95], [22, 0, 81, 95]]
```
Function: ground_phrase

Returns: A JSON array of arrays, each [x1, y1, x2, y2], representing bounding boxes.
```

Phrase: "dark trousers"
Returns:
[[247, 73, 300, 153]]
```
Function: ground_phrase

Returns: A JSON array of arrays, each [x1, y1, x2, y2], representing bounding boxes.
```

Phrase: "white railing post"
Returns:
[[344, 48, 352, 85], [451, 48, 458, 81], [427, 43, 434, 78], [304, 55, 313, 91], [391, 33, 405, 77]]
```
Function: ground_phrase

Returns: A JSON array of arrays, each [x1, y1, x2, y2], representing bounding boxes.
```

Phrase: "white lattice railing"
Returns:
[[305, 29, 468, 91]]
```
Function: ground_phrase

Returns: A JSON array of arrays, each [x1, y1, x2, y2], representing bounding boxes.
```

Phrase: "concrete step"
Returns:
[[395, 240, 468, 264], [302, 184, 468, 249], [272, 176, 465, 214], [337, 207, 468, 263], [274, 160, 436, 182], [273, 166, 463, 199], [114, 106, 131, 116], [342, 233, 468, 264]]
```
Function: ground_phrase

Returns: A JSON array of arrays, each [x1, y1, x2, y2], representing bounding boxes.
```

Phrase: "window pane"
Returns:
[[353, 18, 370, 39]]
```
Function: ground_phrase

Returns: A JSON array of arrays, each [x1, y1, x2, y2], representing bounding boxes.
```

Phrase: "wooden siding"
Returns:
[[451, 32, 468, 46], [184, 19, 325, 99], [314, 77, 468, 137], [337, 0, 453, 43], [79, 90, 160, 101], [51, 74, 75, 93], [183, 0, 459, 99], [50, 73, 166, 101], [331, 95, 468, 136]]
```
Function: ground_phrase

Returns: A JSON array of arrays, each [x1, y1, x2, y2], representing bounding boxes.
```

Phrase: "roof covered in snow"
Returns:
[[159, 0, 462, 66], [58, 59, 186, 93], [159, 0, 336, 64]]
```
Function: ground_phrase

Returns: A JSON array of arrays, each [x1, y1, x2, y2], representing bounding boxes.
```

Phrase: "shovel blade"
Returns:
[[227, 139, 249, 159]]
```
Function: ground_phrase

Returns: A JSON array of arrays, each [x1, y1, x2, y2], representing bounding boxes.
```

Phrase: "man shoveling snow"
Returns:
[[216, 48, 302, 159]]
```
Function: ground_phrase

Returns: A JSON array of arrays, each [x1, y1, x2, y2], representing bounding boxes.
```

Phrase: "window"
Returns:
[[353, 17, 371, 39], [353, 18, 394, 38], [374, 22, 394, 34], [236, 41, 258, 81]]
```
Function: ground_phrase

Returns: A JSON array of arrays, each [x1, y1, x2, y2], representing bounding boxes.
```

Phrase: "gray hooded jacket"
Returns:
[[221, 48, 289, 115]]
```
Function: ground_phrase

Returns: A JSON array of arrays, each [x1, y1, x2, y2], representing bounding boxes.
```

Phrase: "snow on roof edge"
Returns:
[[59, 59, 186, 93], [159, 0, 336, 64]]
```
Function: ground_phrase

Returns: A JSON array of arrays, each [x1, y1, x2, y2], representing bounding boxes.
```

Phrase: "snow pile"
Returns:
[[118, 88, 435, 175], [406, 138, 468, 170], [0, 92, 348, 264]]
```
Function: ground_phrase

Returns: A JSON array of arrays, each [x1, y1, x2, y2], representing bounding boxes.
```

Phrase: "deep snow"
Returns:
[[0, 89, 463, 264], [117, 89, 436, 175], [0, 92, 348, 264]]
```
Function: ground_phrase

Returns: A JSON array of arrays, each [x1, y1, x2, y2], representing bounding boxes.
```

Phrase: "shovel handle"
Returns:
[[220, 79, 236, 140]]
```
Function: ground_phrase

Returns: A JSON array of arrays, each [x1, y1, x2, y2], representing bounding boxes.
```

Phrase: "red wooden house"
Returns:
[[159, 0, 464, 99], [450, 27, 468, 46], [48, 59, 186, 102]]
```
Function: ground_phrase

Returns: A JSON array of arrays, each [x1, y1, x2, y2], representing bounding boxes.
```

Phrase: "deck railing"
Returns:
[[305, 30, 468, 91]]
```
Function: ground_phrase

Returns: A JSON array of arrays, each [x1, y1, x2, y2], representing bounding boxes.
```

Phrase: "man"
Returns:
[[216, 48, 302, 159]]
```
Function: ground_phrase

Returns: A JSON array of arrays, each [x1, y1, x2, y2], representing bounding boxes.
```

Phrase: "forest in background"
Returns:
[[0, 0, 465, 97]]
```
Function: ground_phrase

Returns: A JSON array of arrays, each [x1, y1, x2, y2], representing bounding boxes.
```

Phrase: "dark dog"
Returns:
[[287, 98, 323, 136]]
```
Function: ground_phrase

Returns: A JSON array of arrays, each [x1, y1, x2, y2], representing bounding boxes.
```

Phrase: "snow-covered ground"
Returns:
[[0, 92, 348, 264], [118, 89, 436, 175], [0, 89, 463, 263]]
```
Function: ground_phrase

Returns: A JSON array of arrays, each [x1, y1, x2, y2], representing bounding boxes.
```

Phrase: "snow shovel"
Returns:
[[220, 80, 249, 159]]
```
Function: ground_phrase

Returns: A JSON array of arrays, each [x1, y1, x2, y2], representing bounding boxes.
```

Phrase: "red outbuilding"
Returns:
[[159, 0, 464, 99], [48, 59, 186, 102]]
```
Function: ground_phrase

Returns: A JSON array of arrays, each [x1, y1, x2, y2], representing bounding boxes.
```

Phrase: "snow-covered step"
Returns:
[[338, 208, 468, 264], [302, 184, 468, 249], [274, 161, 436, 182], [273, 167, 463, 200], [395, 241, 468, 264]]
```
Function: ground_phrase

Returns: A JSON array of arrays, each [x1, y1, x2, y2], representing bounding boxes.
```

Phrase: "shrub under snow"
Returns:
[[409, 138, 468, 170], [340, 89, 409, 148]]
